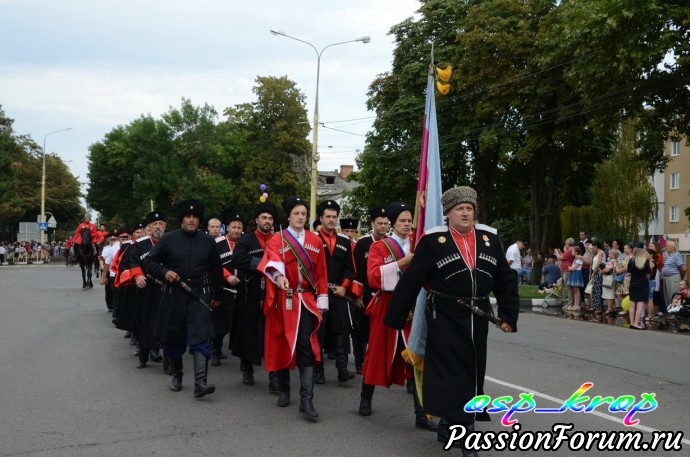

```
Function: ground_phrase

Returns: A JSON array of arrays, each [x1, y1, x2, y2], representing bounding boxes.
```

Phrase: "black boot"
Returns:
[[335, 335, 355, 382], [163, 356, 172, 375], [359, 382, 374, 416], [240, 359, 255, 386], [149, 347, 163, 363], [299, 366, 319, 419], [313, 363, 326, 384], [136, 347, 149, 369], [268, 370, 280, 394], [193, 352, 215, 399], [169, 357, 183, 392], [277, 369, 290, 407], [438, 420, 477, 455], [211, 337, 222, 367], [411, 379, 437, 431]]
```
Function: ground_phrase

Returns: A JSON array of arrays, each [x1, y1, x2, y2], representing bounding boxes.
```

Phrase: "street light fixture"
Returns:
[[41, 127, 72, 243], [270, 29, 370, 224]]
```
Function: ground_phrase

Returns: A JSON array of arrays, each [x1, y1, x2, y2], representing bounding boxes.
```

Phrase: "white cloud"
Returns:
[[0, 0, 420, 184]]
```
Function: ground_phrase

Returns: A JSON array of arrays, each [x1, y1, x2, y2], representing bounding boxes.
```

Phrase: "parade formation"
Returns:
[[77, 188, 518, 457]]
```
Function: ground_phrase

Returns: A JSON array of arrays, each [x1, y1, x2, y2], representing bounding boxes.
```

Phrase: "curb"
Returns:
[[490, 297, 565, 309]]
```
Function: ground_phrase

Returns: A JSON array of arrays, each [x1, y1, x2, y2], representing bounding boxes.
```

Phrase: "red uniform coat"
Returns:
[[363, 237, 412, 387], [259, 230, 329, 371], [93, 230, 108, 245], [73, 222, 97, 245]]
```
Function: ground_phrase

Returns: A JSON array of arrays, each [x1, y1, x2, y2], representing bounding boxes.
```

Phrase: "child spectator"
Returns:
[[679, 280, 689, 301]]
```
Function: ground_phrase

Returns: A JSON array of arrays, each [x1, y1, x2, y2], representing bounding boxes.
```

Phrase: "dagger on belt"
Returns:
[[148, 273, 213, 311]]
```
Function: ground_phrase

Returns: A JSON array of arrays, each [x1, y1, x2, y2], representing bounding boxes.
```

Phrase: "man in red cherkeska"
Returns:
[[259, 196, 329, 420], [358, 202, 436, 432], [72, 214, 98, 246]]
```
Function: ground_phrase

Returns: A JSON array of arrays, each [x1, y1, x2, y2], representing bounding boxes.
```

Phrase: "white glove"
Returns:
[[316, 295, 329, 311]]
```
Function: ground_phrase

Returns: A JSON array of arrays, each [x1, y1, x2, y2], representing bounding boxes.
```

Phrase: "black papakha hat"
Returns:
[[385, 202, 412, 226], [176, 199, 204, 220], [340, 219, 359, 230], [145, 210, 166, 226], [316, 200, 341, 217], [253, 202, 277, 220], [369, 206, 387, 221], [225, 212, 243, 225], [282, 196, 308, 216]]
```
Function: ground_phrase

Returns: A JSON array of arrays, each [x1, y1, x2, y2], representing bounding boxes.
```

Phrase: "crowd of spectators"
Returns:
[[509, 231, 689, 331], [0, 240, 69, 265]]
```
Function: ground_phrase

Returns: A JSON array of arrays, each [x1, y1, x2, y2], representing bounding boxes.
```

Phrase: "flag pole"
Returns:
[[412, 42, 436, 252]]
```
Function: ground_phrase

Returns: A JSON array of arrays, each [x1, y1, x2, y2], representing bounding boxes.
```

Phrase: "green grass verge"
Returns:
[[489, 285, 545, 300]]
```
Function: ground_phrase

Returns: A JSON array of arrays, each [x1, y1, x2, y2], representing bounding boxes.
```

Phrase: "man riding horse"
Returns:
[[71, 214, 98, 289], [70, 214, 98, 258]]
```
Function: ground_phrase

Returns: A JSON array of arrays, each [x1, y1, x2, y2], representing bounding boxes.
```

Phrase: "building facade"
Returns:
[[659, 138, 690, 253]]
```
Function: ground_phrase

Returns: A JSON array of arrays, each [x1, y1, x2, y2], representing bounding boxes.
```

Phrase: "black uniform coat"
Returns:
[[318, 230, 356, 349], [114, 241, 139, 332], [385, 225, 519, 423], [127, 236, 162, 350], [213, 236, 236, 336], [229, 230, 270, 366], [352, 234, 377, 344], [144, 229, 223, 346]]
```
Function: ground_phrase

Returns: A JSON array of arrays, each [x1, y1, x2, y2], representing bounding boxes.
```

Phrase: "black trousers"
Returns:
[[105, 275, 114, 311], [296, 305, 317, 368]]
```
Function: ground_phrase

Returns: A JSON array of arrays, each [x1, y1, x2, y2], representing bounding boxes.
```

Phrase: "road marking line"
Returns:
[[486, 375, 690, 446]]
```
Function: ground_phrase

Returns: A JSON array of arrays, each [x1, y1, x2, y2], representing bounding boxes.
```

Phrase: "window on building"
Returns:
[[670, 206, 679, 223], [671, 141, 680, 156], [325, 176, 335, 184], [670, 173, 680, 189]]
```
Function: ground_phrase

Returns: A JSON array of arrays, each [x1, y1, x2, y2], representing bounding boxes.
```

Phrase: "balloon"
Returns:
[[259, 184, 267, 191], [259, 196, 266, 202], [621, 295, 631, 312], [262, 192, 268, 199]]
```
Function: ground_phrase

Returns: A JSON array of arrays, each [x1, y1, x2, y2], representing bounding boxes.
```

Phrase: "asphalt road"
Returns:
[[0, 263, 688, 456]]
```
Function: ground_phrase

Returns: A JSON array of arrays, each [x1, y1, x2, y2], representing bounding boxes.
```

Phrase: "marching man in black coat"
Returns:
[[229, 202, 277, 389], [144, 199, 223, 399], [315, 200, 357, 383], [385, 186, 519, 456]]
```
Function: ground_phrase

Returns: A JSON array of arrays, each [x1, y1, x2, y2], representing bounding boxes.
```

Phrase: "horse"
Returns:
[[93, 242, 103, 278], [75, 227, 96, 289]]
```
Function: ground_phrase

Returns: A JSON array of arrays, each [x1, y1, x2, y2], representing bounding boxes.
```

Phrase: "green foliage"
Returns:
[[561, 124, 658, 241], [0, 106, 82, 240], [352, 0, 686, 254], [87, 78, 310, 227], [224, 76, 311, 220]]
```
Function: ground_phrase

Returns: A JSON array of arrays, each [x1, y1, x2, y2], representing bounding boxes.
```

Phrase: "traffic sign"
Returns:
[[38, 222, 48, 231]]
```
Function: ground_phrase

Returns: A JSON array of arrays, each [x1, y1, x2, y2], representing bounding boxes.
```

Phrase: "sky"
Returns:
[[0, 0, 421, 200]]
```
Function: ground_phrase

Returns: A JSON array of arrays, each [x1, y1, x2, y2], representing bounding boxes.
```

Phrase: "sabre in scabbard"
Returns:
[[177, 279, 213, 312], [458, 298, 503, 327], [145, 273, 165, 288], [278, 224, 293, 311]]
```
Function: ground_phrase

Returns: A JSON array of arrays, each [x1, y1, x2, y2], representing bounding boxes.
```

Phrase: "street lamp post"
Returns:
[[270, 29, 370, 224], [41, 128, 72, 244]]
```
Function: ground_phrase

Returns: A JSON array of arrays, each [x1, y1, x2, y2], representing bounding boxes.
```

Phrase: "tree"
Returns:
[[0, 106, 81, 240], [87, 81, 310, 228], [224, 76, 311, 219], [0, 107, 27, 226], [561, 123, 658, 241], [87, 99, 244, 224], [352, 0, 687, 252]]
